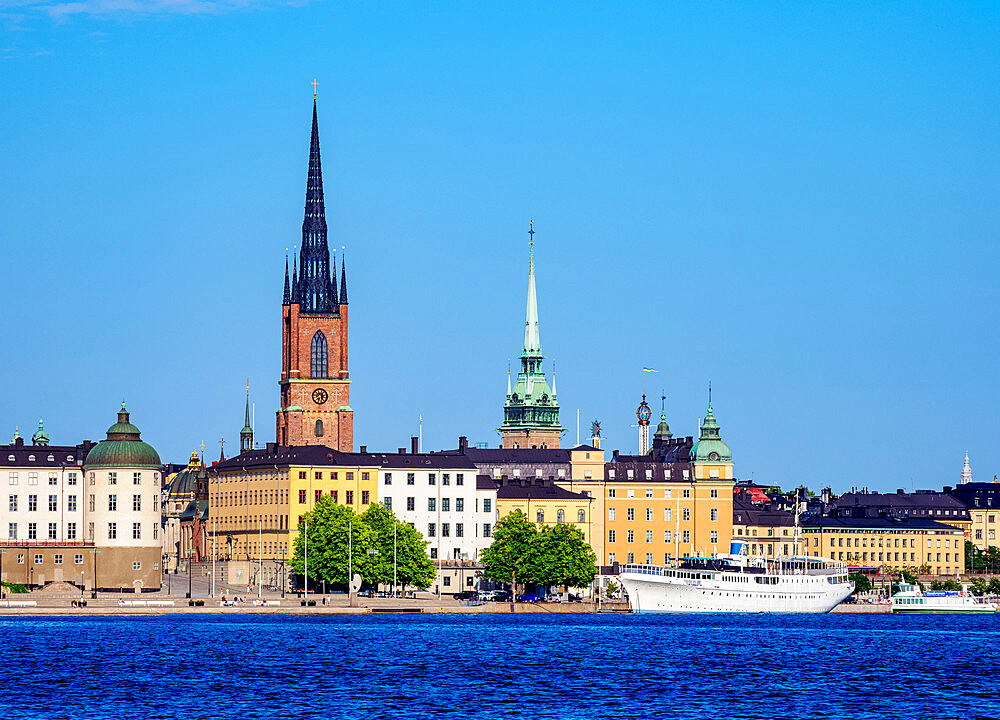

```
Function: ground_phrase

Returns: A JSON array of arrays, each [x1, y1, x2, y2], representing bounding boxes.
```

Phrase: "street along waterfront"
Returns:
[[0, 614, 996, 719]]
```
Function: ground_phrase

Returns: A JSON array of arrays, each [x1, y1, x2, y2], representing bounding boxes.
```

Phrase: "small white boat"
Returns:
[[890, 583, 996, 614]]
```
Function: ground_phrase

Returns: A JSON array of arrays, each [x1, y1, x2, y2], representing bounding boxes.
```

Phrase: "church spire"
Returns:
[[523, 220, 540, 356], [961, 452, 973, 485], [240, 381, 254, 453], [339, 249, 348, 305], [283, 254, 291, 305], [296, 95, 336, 313]]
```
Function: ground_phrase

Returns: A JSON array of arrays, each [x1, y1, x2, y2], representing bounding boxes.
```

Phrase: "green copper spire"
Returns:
[[523, 220, 540, 356], [499, 222, 563, 446]]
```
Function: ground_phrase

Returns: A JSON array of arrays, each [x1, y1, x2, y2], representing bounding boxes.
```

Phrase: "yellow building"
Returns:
[[732, 499, 802, 557], [495, 481, 594, 548], [801, 516, 965, 576], [595, 457, 734, 566], [206, 446, 380, 568], [558, 403, 737, 567]]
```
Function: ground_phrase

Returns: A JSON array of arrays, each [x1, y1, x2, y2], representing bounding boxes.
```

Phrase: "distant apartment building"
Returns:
[[802, 516, 964, 576], [946, 481, 1000, 550]]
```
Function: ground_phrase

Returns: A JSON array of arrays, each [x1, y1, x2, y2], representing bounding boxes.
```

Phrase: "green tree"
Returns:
[[359, 503, 434, 591], [290, 498, 377, 587], [525, 522, 598, 590], [849, 573, 872, 594], [970, 577, 988, 596], [480, 510, 537, 595], [940, 580, 963, 592], [987, 577, 1000, 596]]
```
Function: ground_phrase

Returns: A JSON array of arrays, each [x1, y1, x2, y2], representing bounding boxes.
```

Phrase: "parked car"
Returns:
[[453, 591, 477, 600], [517, 594, 541, 603]]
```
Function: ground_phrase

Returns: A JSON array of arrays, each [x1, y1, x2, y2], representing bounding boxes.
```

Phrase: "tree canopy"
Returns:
[[481, 510, 598, 590], [291, 498, 434, 590], [849, 572, 871, 594], [480, 510, 535, 587]]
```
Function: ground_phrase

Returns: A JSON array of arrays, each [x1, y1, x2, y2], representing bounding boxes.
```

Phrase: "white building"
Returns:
[[0, 405, 163, 592], [377, 450, 497, 595]]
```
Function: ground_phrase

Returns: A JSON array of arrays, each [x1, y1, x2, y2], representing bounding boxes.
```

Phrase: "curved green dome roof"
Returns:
[[691, 404, 732, 463], [85, 403, 161, 469]]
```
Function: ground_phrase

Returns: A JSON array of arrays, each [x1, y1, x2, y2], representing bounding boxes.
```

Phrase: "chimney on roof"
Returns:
[[459, 436, 468, 454], [411, 436, 419, 454], [398, 447, 406, 454], [360, 445, 367, 454], [896, 488, 904, 495], [612, 449, 619, 460]]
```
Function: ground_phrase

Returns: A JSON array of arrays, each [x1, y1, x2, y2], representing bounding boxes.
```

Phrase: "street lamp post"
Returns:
[[279, 547, 287, 598], [187, 551, 193, 599], [89, 548, 100, 597], [0, 549, 6, 598]]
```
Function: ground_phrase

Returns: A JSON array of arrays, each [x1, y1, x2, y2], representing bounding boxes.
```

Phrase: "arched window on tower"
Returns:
[[315, 420, 324, 437], [311, 331, 328, 378]]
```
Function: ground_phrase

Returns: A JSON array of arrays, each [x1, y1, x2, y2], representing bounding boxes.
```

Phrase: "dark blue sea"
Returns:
[[0, 614, 997, 719]]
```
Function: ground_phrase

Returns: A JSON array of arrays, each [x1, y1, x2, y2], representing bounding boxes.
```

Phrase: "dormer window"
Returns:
[[6, 455, 13, 462], [28, 455, 35, 462], [47, 455, 54, 462], [67, 456, 74, 462]]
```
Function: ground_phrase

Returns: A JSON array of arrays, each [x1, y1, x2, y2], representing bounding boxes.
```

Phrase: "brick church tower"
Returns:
[[276, 95, 353, 450]]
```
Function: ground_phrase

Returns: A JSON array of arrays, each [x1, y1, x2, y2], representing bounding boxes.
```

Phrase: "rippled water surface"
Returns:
[[0, 613, 998, 719]]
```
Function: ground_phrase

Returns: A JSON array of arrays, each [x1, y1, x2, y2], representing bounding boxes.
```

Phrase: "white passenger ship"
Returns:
[[890, 583, 997, 614], [618, 541, 853, 614]]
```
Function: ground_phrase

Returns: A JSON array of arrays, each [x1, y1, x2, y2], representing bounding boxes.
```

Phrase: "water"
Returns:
[[0, 614, 997, 719]]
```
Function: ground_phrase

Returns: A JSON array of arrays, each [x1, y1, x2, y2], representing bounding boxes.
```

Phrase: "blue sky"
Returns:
[[1, 2, 998, 492]]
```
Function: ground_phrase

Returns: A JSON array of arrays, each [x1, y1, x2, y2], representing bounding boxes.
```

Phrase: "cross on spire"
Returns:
[[311, 78, 318, 98], [528, 219, 534, 245]]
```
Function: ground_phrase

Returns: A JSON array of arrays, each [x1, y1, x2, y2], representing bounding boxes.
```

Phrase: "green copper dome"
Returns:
[[692, 404, 732, 462], [85, 403, 161, 469]]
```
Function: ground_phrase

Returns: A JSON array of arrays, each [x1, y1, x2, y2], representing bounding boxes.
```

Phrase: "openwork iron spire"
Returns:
[[296, 97, 336, 314]]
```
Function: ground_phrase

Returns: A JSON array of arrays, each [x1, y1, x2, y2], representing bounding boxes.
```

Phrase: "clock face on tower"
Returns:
[[312, 388, 329, 405]]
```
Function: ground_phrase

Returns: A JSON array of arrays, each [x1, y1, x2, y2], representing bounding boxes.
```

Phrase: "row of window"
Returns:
[[383, 497, 494, 514], [830, 551, 957, 564], [608, 487, 705, 499], [974, 529, 997, 540], [8, 472, 79, 486], [607, 507, 719, 522], [11, 553, 153, 571], [384, 473, 465, 486], [609, 469, 692, 480], [8, 493, 157, 513], [806, 535, 959, 549], [607, 529, 718, 544], [425, 523, 492, 538], [6, 454, 75, 463], [7, 521, 158, 541], [609, 553, 674, 565]]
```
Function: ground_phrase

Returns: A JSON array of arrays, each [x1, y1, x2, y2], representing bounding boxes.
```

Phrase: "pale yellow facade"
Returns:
[[732, 519, 802, 557], [569, 446, 606, 481], [969, 510, 997, 550], [496, 494, 594, 548], [207, 460, 380, 563], [803, 524, 965, 576], [581, 477, 735, 567]]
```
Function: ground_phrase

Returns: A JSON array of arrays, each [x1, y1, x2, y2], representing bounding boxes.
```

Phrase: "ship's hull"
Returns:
[[619, 571, 853, 614]]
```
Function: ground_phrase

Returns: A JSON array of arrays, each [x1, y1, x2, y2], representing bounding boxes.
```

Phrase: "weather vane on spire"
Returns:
[[528, 219, 534, 245], [311, 78, 319, 98]]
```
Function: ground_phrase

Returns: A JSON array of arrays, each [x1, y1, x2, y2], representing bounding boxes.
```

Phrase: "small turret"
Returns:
[[31, 418, 50, 446]]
